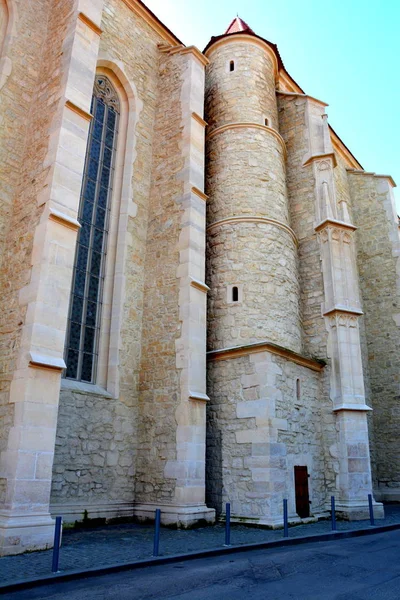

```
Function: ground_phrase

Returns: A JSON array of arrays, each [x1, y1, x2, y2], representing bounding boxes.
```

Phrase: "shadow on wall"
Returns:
[[206, 416, 223, 517]]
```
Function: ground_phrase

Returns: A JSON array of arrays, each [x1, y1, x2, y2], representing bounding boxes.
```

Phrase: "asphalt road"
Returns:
[[4, 529, 400, 600]]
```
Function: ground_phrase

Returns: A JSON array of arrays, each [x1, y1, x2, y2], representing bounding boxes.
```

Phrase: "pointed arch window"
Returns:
[[64, 75, 120, 383]]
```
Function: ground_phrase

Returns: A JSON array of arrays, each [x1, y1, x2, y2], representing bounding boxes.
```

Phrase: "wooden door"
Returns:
[[294, 466, 310, 518]]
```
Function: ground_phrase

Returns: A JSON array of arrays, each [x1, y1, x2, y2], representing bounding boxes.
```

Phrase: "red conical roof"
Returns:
[[225, 16, 255, 35]]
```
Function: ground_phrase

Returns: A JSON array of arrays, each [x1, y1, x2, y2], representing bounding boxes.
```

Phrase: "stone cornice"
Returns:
[[315, 218, 357, 233], [207, 215, 298, 246], [303, 152, 337, 168], [204, 34, 279, 78], [276, 89, 328, 108], [207, 341, 325, 373], [207, 122, 286, 159], [347, 169, 397, 188], [65, 100, 92, 122], [78, 12, 103, 36], [159, 43, 209, 67], [121, 0, 181, 46]]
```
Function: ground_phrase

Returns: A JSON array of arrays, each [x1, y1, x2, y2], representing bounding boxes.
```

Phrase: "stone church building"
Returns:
[[0, 0, 398, 555]]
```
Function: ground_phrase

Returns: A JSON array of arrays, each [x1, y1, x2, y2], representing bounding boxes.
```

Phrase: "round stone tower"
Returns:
[[205, 18, 301, 354]]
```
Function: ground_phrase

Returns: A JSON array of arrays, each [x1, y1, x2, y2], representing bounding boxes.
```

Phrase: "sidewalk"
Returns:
[[1, 505, 399, 587]]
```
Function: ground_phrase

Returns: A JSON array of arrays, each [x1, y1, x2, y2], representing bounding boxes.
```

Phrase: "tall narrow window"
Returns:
[[232, 286, 239, 302], [229, 60, 235, 72], [64, 75, 120, 383], [296, 378, 301, 400]]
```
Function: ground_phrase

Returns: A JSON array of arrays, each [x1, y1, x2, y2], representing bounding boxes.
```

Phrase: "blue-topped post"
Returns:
[[331, 496, 337, 531], [51, 516, 62, 573], [283, 499, 288, 537], [368, 494, 375, 526], [224, 503, 231, 546], [153, 509, 161, 556]]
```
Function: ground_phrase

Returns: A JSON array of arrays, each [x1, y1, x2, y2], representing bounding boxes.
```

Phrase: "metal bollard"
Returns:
[[153, 508, 161, 557], [224, 503, 231, 546], [368, 494, 375, 526], [51, 516, 63, 573], [331, 496, 337, 531], [283, 499, 288, 538]]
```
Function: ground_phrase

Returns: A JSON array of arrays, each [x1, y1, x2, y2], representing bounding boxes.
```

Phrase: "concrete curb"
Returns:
[[2, 522, 400, 594]]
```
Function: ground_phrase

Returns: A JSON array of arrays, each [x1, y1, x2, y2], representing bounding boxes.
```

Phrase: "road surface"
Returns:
[[4, 529, 400, 599]]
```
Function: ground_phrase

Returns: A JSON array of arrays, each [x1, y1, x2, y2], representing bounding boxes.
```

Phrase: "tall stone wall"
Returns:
[[0, 0, 56, 502], [0, 0, 79, 524], [349, 171, 400, 499], [51, 0, 164, 516], [205, 38, 301, 355], [277, 93, 338, 498], [135, 48, 185, 505], [206, 351, 325, 523]]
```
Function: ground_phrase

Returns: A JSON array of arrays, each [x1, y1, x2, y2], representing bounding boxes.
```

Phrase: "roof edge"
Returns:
[[121, 0, 183, 47]]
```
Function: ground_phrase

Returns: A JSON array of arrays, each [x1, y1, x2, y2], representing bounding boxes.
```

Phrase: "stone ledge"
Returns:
[[206, 122, 287, 159], [332, 404, 372, 412], [50, 502, 133, 523], [191, 186, 208, 201], [190, 278, 210, 293], [323, 306, 363, 317], [207, 215, 298, 246], [78, 12, 103, 36], [133, 503, 215, 528], [29, 352, 66, 371], [60, 378, 113, 398], [207, 341, 325, 372], [49, 208, 81, 231], [315, 218, 357, 233], [65, 100, 93, 122], [189, 391, 210, 402], [303, 151, 337, 168]]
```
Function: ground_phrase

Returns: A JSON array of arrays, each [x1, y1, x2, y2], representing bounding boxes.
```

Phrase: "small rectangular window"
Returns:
[[230, 60, 235, 72]]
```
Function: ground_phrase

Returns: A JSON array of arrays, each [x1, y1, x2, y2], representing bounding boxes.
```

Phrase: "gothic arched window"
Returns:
[[64, 75, 120, 383]]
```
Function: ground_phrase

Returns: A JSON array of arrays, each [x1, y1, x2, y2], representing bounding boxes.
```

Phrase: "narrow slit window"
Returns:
[[64, 75, 120, 384], [232, 286, 239, 302], [264, 117, 270, 127], [296, 378, 301, 400], [230, 60, 235, 72]]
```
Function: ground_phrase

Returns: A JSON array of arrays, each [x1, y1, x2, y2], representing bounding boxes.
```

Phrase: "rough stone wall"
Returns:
[[52, 0, 166, 507], [207, 222, 300, 351], [205, 41, 301, 355], [52, 383, 134, 504], [206, 351, 325, 521], [205, 41, 278, 133], [349, 172, 400, 492], [206, 128, 289, 225], [0, 0, 77, 503], [135, 49, 186, 505], [277, 94, 338, 496]]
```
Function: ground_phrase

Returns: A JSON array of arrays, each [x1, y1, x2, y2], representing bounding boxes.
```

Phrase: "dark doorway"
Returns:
[[294, 466, 310, 518]]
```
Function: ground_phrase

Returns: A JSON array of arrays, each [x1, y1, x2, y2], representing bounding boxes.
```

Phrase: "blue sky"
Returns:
[[145, 0, 399, 209]]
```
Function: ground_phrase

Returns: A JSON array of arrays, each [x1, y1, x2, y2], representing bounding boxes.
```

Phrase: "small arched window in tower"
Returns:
[[296, 378, 301, 400], [229, 60, 235, 72], [264, 117, 270, 127], [232, 286, 239, 302]]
